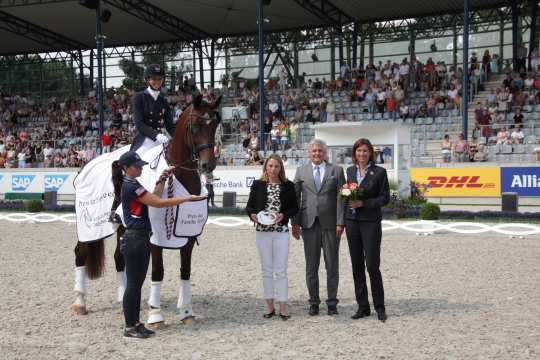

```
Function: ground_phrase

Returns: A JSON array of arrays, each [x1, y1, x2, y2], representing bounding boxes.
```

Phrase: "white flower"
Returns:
[[341, 189, 352, 197]]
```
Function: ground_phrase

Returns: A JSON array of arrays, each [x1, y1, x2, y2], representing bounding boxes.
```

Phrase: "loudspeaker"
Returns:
[[100, 8, 112, 23], [79, 0, 99, 10], [43, 191, 58, 210], [222, 191, 237, 208], [501, 192, 518, 212]]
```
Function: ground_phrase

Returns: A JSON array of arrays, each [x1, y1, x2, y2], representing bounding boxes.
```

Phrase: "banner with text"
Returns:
[[0, 171, 78, 194], [410, 167, 501, 197], [501, 167, 540, 196]]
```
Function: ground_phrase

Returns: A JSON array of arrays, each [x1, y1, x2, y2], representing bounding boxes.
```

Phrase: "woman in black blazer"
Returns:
[[246, 154, 298, 320], [344, 138, 390, 322]]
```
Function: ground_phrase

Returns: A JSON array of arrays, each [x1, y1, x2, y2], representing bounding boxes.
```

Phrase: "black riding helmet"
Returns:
[[144, 64, 165, 79]]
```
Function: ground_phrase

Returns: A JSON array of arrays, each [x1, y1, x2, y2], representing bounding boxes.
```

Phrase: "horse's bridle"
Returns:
[[185, 106, 219, 162], [164, 105, 220, 172]]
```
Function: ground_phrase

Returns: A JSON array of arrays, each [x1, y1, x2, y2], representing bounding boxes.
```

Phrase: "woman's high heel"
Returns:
[[263, 309, 276, 318], [279, 313, 290, 321]]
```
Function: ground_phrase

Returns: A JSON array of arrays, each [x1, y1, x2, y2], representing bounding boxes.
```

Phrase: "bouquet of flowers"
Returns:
[[339, 182, 364, 200]]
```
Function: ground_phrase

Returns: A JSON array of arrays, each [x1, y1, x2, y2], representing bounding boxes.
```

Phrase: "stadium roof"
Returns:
[[0, 0, 511, 56]]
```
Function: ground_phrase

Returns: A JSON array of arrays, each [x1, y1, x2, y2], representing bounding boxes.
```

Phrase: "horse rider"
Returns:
[[130, 64, 176, 153]]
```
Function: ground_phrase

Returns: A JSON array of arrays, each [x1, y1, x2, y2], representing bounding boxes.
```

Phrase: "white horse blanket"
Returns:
[[74, 140, 207, 248]]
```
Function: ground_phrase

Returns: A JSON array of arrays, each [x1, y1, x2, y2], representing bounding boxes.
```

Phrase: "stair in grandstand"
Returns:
[[413, 73, 514, 165]]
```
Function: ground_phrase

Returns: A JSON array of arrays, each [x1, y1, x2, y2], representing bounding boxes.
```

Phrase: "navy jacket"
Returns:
[[131, 90, 175, 150], [344, 164, 390, 222]]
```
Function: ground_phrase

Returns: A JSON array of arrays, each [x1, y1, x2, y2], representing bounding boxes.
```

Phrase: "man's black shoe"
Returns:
[[376, 308, 387, 322], [309, 304, 319, 316], [351, 309, 371, 320], [327, 305, 339, 316], [136, 323, 155, 336], [123, 326, 149, 339]]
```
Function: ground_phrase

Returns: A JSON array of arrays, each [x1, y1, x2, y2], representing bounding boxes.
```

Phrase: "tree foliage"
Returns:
[[0, 55, 89, 97]]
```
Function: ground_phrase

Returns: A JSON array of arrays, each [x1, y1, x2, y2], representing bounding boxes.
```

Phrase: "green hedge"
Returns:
[[24, 199, 44, 213], [420, 202, 441, 220]]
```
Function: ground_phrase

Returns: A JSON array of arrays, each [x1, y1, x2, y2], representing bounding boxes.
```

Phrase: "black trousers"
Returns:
[[121, 229, 151, 327], [345, 220, 385, 311]]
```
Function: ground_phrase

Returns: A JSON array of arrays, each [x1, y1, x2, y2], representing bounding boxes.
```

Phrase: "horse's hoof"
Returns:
[[182, 316, 195, 326], [71, 304, 88, 315], [146, 321, 164, 330]]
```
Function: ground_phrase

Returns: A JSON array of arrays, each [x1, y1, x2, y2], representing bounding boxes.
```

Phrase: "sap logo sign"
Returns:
[[45, 175, 69, 191], [11, 175, 36, 191], [246, 177, 255, 187]]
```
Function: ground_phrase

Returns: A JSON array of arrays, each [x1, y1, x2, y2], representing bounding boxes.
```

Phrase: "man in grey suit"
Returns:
[[292, 139, 345, 316]]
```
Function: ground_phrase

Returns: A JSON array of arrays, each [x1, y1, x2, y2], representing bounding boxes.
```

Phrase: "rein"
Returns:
[[163, 104, 218, 239]]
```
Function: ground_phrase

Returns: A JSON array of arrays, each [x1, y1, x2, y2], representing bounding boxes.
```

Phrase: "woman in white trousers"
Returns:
[[246, 154, 298, 320]]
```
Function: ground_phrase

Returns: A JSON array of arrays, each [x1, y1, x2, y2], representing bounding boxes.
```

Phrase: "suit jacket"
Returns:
[[131, 90, 175, 150], [344, 164, 390, 222], [292, 162, 345, 230], [245, 180, 299, 227]]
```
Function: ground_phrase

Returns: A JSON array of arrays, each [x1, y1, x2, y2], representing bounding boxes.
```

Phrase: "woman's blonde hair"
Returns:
[[260, 154, 287, 183]]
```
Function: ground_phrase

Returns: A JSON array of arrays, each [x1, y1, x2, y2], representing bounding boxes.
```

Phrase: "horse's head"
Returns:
[[169, 94, 222, 177]]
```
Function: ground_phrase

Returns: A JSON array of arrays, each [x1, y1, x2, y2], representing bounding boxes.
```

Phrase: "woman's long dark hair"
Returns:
[[111, 160, 124, 201], [352, 138, 376, 164]]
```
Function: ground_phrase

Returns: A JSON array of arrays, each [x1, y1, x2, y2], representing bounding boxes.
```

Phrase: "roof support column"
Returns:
[[452, 22, 458, 69], [192, 45, 197, 87], [337, 26, 344, 69], [359, 28, 365, 69], [198, 40, 204, 89], [257, 0, 265, 152], [409, 26, 416, 64], [78, 50, 85, 97], [210, 39, 215, 88], [462, 0, 469, 140], [330, 32, 336, 80], [511, 0, 519, 71], [89, 50, 94, 90], [368, 30, 374, 66], [352, 22, 358, 69], [499, 15, 504, 67], [293, 40, 299, 87], [70, 53, 75, 95], [102, 49, 107, 93], [95, 1, 105, 152], [529, 0, 538, 71]]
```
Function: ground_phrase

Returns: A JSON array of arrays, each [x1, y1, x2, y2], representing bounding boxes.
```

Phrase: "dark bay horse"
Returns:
[[72, 94, 221, 326]]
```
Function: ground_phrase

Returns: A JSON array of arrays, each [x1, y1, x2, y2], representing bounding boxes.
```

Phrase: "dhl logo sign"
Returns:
[[411, 168, 500, 197], [426, 176, 495, 189]]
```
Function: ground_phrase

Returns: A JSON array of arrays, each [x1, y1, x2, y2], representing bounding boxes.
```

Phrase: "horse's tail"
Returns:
[[85, 239, 105, 279], [111, 160, 123, 200]]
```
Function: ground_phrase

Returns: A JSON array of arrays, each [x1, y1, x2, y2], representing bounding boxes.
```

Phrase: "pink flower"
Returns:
[[342, 184, 350, 190], [349, 182, 358, 190]]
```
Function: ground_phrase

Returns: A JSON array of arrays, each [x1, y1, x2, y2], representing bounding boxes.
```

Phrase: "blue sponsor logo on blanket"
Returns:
[[12, 175, 36, 191]]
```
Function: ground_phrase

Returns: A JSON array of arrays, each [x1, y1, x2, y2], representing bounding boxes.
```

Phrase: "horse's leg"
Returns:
[[114, 225, 126, 303], [177, 237, 196, 324], [146, 244, 165, 328], [72, 242, 88, 315]]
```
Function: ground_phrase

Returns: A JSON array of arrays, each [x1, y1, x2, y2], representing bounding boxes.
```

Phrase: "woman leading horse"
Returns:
[[72, 92, 221, 328]]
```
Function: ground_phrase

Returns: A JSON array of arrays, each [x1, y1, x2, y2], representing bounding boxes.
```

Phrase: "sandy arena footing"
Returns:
[[0, 221, 539, 359]]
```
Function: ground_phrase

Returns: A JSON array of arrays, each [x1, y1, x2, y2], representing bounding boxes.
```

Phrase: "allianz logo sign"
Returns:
[[510, 174, 540, 188], [44, 174, 69, 191], [11, 175, 36, 191]]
